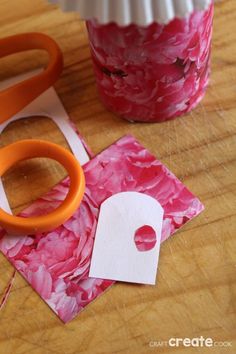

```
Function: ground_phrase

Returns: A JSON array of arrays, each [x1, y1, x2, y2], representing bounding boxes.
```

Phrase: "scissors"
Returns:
[[0, 33, 85, 235]]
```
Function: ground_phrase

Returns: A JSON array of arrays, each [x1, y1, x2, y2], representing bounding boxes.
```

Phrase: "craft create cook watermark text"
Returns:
[[149, 336, 232, 348]]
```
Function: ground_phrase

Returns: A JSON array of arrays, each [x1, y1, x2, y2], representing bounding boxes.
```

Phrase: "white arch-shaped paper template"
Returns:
[[0, 70, 90, 215], [89, 192, 164, 285]]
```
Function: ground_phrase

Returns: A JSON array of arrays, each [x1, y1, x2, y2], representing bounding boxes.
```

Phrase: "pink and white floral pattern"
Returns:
[[134, 225, 157, 252], [87, 3, 214, 122], [0, 135, 204, 322]]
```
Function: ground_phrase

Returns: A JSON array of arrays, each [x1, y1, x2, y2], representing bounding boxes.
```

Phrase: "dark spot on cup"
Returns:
[[101, 67, 128, 78]]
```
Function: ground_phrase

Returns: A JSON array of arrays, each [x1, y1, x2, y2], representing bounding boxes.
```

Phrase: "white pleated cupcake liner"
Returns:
[[49, 0, 213, 26]]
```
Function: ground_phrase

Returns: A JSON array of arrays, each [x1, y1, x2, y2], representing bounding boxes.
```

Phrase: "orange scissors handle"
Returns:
[[0, 32, 63, 123], [0, 140, 85, 235]]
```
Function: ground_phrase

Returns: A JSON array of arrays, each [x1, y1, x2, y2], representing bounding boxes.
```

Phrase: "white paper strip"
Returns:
[[0, 71, 89, 165], [0, 70, 90, 216], [89, 192, 164, 285]]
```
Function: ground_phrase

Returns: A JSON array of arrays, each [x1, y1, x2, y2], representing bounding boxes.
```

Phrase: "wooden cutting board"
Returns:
[[0, 0, 235, 353]]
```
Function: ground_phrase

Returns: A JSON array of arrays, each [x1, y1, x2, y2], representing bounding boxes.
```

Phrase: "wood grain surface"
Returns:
[[0, 1, 235, 353]]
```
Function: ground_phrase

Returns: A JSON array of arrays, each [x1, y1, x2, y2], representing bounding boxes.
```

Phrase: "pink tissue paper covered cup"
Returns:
[[86, 3, 214, 122]]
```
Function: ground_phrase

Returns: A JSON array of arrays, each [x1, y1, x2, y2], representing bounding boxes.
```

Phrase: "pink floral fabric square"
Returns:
[[0, 135, 204, 322]]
